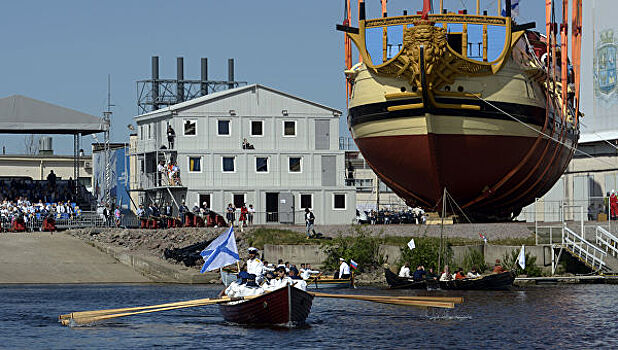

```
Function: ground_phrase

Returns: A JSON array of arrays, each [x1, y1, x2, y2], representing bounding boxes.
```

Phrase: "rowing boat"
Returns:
[[438, 271, 515, 291], [304, 276, 353, 289], [218, 285, 314, 327], [384, 268, 428, 289]]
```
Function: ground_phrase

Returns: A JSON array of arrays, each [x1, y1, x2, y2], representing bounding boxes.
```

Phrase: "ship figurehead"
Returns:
[[373, 19, 449, 90]]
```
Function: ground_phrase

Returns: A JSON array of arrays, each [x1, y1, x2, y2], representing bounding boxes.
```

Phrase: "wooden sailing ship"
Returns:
[[338, 0, 583, 221]]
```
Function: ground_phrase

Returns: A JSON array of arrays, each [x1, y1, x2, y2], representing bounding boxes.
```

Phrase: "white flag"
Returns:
[[517, 245, 526, 270], [407, 238, 416, 250]]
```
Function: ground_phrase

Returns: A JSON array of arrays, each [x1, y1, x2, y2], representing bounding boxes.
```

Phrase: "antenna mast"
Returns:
[[103, 75, 113, 207]]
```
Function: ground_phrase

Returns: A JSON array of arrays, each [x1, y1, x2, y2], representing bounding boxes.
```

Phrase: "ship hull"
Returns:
[[350, 96, 577, 219]]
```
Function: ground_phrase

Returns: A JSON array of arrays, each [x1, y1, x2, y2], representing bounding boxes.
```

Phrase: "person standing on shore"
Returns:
[[226, 203, 236, 227], [305, 208, 316, 239]]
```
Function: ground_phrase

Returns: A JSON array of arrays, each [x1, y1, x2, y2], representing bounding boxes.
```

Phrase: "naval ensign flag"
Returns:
[[200, 226, 240, 273]]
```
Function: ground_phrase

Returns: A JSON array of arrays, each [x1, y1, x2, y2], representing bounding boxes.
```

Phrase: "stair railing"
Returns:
[[595, 226, 618, 258], [562, 225, 607, 271]]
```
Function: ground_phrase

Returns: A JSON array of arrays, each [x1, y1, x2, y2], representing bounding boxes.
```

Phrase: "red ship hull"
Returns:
[[218, 285, 314, 326]]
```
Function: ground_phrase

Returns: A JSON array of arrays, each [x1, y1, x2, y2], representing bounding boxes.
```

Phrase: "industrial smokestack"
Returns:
[[201, 57, 208, 96], [152, 56, 159, 110], [228, 58, 235, 89], [177, 57, 184, 102]]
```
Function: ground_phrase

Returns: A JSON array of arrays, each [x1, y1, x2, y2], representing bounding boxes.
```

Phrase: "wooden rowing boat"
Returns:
[[304, 275, 353, 289], [218, 285, 314, 326], [384, 268, 428, 289], [438, 271, 515, 291]]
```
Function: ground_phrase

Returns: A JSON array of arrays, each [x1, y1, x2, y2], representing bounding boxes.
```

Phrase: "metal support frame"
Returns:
[[136, 79, 248, 114]]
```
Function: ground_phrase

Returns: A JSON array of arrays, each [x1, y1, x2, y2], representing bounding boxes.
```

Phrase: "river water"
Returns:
[[1, 284, 617, 349]]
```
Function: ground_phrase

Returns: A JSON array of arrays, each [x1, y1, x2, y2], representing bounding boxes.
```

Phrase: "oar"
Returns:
[[59, 297, 223, 321], [308, 292, 457, 309], [310, 292, 462, 303], [60, 295, 261, 326]]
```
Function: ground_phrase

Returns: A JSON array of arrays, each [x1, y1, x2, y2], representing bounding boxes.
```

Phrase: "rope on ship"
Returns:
[[474, 95, 617, 169]]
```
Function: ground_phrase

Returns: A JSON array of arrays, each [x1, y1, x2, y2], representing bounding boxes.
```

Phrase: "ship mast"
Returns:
[[571, 0, 583, 126]]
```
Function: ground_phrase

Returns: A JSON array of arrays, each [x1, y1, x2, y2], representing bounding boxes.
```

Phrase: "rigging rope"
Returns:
[[474, 95, 618, 169]]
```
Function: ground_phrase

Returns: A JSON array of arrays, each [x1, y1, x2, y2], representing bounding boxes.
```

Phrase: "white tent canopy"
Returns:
[[0, 95, 107, 135]]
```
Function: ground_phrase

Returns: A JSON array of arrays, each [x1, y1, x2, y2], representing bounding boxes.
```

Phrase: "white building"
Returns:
[[131, 84, 356, 225]]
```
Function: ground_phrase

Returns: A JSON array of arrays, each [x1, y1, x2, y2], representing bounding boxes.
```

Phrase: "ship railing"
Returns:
[[562, 226, 607, 272], [595, 226, 618, 258]]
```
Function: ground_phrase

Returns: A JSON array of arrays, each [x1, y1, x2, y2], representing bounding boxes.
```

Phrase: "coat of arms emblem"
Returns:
[[595, 29, 618, 99]]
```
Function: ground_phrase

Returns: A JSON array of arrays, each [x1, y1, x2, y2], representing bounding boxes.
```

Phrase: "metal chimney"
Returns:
[[151, 56, 159, 110], [176, 57, 184, 103], [228, 58, 235, 89], [39, 136, 53, 155], [201, 57, 208, 96]]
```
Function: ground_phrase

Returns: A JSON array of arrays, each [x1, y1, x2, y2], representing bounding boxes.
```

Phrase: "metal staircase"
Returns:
[[557, 225, 618, 274]]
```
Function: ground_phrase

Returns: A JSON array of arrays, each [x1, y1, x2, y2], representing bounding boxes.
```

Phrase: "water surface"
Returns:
[[1, 284, 617, 349]]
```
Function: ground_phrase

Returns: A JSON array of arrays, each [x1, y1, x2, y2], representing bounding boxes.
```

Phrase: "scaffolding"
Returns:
[[136, 56, 248, 115]]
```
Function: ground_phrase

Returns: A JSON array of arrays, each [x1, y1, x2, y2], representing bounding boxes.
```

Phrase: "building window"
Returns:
[[188, 157, 201, 172], [289, 157, 301, 172], [218, 120, 230, 136], [300, 194, 312, 209], [233, 194, 245, 208], [283, 121, 296, 136], [256, 157, 268, 173], [139, 125, 144, 140], [222, 157, 235, 172], [184, 120, 197, 136], [251, 120, 263, 136], [334, 194, 346, 210], [148, 124, 152, 139]]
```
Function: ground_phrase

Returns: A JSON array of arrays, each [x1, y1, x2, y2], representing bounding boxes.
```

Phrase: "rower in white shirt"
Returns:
[[337, 258, 351, 279], [399, 263, 411, 278], [300, 263, 320, 280]]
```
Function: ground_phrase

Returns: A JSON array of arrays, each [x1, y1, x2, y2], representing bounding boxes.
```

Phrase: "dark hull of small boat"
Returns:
[[305, 277, 353, 289], [218, 285, 314, 326], [384, 268, 428, 289], [439, 272, 515, 290]]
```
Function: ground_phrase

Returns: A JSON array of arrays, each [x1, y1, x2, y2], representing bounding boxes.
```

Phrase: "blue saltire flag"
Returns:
[[200, 226, 239, 273], [501, 0, 520, 18]]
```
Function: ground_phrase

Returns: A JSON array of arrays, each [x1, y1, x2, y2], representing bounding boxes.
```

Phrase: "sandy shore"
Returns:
[[0, 232, 150, 283]]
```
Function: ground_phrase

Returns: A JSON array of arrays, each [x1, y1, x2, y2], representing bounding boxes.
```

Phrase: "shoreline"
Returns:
[[0, 225, 612, 285]]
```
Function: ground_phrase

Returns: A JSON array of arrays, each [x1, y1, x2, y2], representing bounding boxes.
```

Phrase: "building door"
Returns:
[[315, 119, 330, 150], [233, 194, 245, 208], [321, 155, 336, 186], [199, 194, 210, 209], [279, 192, 295, 224], [573, 176, 590, 222], [266, 192, 279, 222]]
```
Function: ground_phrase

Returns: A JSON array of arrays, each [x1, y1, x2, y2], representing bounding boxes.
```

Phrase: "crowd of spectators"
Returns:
[[0, 177, 78, 204], [357, 207, 427, 225]]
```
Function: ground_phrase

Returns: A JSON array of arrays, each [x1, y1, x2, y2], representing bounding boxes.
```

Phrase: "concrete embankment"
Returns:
[[0, 232, 150, 283], [265, 244, 551, 271]]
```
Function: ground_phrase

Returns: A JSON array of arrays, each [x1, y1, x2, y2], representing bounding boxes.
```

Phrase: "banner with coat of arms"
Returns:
[[594, 29, 618, 101]]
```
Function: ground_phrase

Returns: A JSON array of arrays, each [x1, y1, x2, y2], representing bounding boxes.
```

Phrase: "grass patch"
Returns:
[[381, 235, 537, 247], [245, 228, 312, 250]]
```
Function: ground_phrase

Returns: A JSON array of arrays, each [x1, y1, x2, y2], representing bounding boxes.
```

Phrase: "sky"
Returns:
[[0, 0, 549, 155]]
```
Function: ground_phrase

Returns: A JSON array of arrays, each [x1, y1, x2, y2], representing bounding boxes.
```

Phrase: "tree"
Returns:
[[23, 134, 39, 155]]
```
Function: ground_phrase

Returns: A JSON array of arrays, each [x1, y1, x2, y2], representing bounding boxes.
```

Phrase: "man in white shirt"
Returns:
[[246, 247, 265, 278], [301, 263, 320, 280], [399, 263, 411, 278], [338, 258, 351, 279]]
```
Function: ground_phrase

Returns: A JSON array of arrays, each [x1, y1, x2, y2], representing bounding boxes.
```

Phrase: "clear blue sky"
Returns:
[[0, 0, 548, 155]]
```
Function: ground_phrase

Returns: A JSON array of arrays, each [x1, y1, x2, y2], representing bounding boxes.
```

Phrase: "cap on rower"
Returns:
[[248, 247, 258, 253]]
